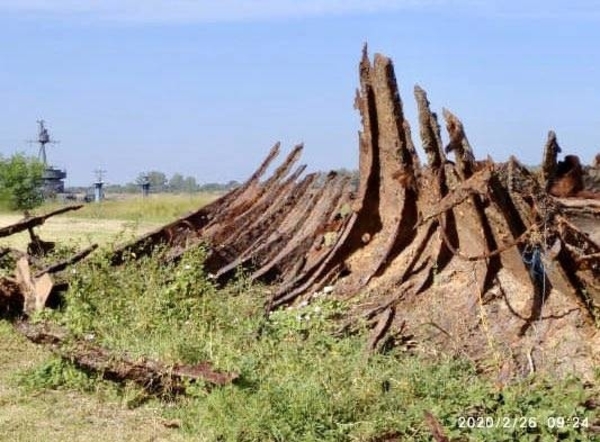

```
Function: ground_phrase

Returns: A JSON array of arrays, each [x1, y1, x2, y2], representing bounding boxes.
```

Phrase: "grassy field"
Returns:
[[0, 194, 599, 441], [0, 193, 218, 250]]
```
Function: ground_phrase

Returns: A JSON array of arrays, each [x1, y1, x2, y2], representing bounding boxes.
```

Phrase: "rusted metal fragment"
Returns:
[[202, 144, 304, 246], [550, 155, 600, 198], [556, 216, 600, 317], [415, 85, 445, 169], [424, 411, 451, 442], [212, 163, 307, 252], [0, 205, 83, 238], [266, 182, 353, 305], [420, 166, 493, 225], [111, 143, 282, 264], [442, 112, 502, 294], [34, 244, 98, 277], [250, 174, 350, 284], [214, 174, 323, 281], [15, 321, 238, 395], [270, 212, 356, 309], [541, 130, 561, 191], [212, 171, 317, 279], [368, 172, 447, 296], [297, 51, 419, 298], [194, 142, 283, 229], [442, 108, 476, 179], [365, 306, 395, 353], [0, 277, 25, 318]]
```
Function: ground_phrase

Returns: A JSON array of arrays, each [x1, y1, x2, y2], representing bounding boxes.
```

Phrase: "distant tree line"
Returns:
[[66, 170, 241, 195]]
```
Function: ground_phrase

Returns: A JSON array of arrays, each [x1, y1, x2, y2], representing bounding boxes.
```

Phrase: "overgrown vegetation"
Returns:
[[12, 246, 599, 441], [0, 153, 44, 211]]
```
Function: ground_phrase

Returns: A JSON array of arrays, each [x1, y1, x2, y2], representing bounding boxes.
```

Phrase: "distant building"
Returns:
[[42, 166, 67, 196]]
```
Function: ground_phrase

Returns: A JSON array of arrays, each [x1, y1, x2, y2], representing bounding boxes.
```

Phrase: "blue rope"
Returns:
[[522, 244, 545, 283]]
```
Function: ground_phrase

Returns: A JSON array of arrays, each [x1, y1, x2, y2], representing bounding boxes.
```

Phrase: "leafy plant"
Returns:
[[0, 153, 44, 210]]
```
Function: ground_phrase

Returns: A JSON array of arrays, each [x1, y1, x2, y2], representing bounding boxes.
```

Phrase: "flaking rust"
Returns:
[[128, 47, 597, 380], [4, 46, 598, 382]]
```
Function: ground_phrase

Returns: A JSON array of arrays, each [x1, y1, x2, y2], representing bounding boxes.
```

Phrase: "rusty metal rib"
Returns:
[[111, 143, 282, 264], [212, 172, 317, 279], [251, 174, 350, 283]]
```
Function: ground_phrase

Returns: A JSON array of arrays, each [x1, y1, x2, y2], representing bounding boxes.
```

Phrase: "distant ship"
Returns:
[[33, 120, 67, 196]]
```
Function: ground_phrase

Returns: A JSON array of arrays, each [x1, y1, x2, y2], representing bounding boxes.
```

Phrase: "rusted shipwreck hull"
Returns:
[[2, 47, 600, 381], [113, 47, 600, 379]]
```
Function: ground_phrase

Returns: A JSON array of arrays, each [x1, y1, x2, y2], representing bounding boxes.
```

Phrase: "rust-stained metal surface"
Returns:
[[2, 46, 600, 382]]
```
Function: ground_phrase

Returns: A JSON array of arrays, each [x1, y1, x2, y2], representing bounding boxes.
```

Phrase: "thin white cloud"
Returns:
[[1, 1, 598, 23], [0, 0, 450, 23], [471, 1, 600, 20]]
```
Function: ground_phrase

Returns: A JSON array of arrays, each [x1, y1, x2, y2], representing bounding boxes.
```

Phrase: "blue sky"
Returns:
[[0, 1, 599, 186]]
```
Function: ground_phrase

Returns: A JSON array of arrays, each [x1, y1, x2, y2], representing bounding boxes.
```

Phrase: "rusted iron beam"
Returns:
[[15, 321, 238, 394], [442, 108, 476, 180], [251, 174, 350, 284], [211, 163, 308, 252], [541, 130, 561, 192], [34, 244, 99, 277], [211, 171, 316, 279], [415, 85, 446, 170], [0, 205, 83, 238], [111, 143, 283, 264]]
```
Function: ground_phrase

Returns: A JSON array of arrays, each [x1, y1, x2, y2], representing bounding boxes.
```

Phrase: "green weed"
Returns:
[[13, 245, 599, 441]]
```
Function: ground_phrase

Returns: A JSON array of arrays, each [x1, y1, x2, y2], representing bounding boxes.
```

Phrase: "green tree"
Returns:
[[182, 176, 198, 193], [0, 153, 44, 210], [168, 173, 185, 192], [136, 171, 167, 193]]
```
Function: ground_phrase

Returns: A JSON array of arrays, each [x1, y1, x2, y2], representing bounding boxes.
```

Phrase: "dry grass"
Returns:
[[0, 215, 159, 251], [0, 192, 220, 251]]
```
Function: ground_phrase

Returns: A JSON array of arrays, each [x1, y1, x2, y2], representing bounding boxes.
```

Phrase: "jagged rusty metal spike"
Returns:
[[209, 163, 308, 250], [415, 85, 445, 169], [271, 51, 425, 305], [267, 178, 353, 297], [202, 145, 303, 256], [325, 53, 420, 294], [270, 212, 356, 309], [442, 108, 476, 180], [201, 144, 303, 241], [357, 86, 452, 296], [230, 174, 331, 278], [111, 143, 282, 263], [541, 130, 561, 192], [556, 216, 600, 317], [202, 142, 282, 220]]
